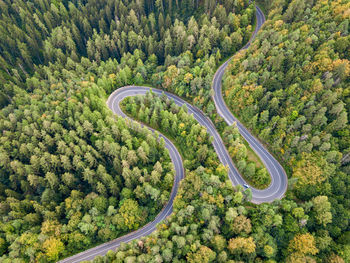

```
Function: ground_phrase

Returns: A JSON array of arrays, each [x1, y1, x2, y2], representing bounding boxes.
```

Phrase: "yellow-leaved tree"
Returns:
[[287, 233, 319, 263], [228, 236, 256, 255]]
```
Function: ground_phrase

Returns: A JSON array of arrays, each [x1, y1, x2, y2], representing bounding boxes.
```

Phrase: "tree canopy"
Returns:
[[0, 0, 349, 262]]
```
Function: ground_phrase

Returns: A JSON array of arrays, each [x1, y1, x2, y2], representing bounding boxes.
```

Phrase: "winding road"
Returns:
[[59, 5, 287, 263], [212, 5, 287, 202]]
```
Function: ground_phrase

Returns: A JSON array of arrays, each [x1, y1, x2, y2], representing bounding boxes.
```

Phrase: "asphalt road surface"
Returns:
[[212, 5, 287, 202], [59, 89, 185, 263], [59, 5, 287, 263]]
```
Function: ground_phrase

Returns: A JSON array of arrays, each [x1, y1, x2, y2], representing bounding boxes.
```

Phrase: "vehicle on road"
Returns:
[[59, 5, 288, 263]]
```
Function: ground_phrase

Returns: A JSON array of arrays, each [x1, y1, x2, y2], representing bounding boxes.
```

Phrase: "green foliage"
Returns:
[[0, 57, 174, 261], [122, 92, 219, 169], [222, 0, 349, 261], [0, 0, 255, 260], [221, 124, 270, 188], [0, 0, 348, 262], [0, 0, 254, 101]]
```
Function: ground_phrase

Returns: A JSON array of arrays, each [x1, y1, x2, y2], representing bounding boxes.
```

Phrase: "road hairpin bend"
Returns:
[[59, 5, 287, 263]]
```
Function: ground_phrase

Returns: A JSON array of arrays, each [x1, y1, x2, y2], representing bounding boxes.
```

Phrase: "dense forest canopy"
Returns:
[[0, 0, 349, 262], [0, 57, 177, 261], [223, 0, 350, 200], [0, 0, 257, 261], [0, 0, 253, 103]]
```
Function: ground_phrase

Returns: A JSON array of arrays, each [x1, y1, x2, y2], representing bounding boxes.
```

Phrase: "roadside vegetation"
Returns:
[[221, 124, 271, 189], [122, 92, 225, 172], [0, 0, 348, 262], [0, 0, 258, 261], [0, 60, 175, 261]]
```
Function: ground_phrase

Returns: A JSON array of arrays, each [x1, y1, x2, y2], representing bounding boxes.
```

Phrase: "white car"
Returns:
[[243, 183, 250, 189]]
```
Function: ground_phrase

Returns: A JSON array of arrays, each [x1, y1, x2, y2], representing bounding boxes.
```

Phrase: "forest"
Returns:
[[0, 0, 349, 262]]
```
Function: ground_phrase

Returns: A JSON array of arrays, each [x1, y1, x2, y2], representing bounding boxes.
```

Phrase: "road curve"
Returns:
[[59, 5, 287, 263], [212, 5, 288, 202], [59, 90, 185, 263]]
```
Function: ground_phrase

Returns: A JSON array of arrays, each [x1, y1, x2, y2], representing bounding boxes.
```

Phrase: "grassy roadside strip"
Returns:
[[222, 94, 293, 178], [216, 120, 271, 189], [210, 2, 272, 189], [110, 2, 269, 190], [208, 2, 291, 189], [120, 89, 270, 190]]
